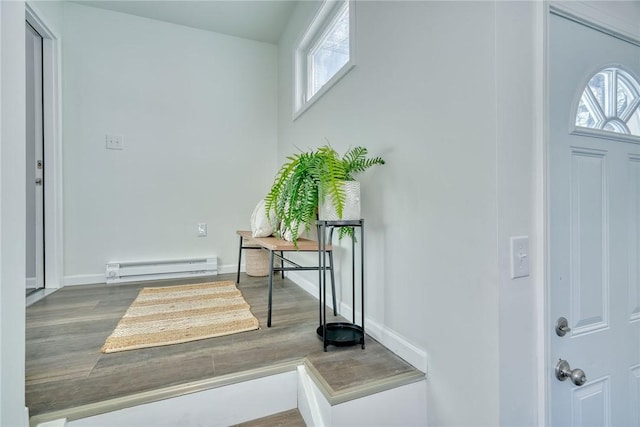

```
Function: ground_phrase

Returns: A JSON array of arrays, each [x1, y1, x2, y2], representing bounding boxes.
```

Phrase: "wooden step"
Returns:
[[232, 409, 306, 427]]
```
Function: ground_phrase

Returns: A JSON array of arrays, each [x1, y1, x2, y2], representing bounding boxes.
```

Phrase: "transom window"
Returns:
[[575, 67, 640, 136], [294, 1, 355, 119]]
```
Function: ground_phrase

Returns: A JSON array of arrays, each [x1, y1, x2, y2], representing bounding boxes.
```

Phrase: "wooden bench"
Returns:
[[236, 230, 335, 327]]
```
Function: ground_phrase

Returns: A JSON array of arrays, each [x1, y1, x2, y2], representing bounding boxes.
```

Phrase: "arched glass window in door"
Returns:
[[575, 67, 640, 136]]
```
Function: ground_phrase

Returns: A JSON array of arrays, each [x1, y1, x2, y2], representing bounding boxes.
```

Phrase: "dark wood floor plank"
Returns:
[[26, 273, 422, 419]]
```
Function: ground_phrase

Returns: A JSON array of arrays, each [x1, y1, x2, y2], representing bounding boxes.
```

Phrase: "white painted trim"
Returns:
[[287, 270, 333, 309], [288, 270, 318, 297], [572, 126, 640, 144], [549, 2, 640, 46], [293, 0, 356, 120], [63, 274, 105, 286], [25, 277, 36, 289], [288, 270, 428, 373], [339, 301, 428, 374], [25, 2, 64, 290], [536, 2, 549, 426], [297, 365, 330, 427]]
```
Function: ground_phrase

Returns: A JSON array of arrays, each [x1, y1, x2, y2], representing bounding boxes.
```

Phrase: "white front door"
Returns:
[[549, 12, 640, 426]]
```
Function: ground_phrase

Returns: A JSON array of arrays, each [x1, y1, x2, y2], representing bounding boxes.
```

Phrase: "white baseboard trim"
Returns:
[[63, 274, 105, 286], [218, 263, 240, 275], [26, 277, 37, 289], [287, 271, 320, 299], [339, 302, 427, 374], [287, 272, 427, 374]]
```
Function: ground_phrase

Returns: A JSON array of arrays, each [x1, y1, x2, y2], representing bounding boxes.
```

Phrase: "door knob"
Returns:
[[555, 317, 571, 337], [35, 178, 42, 186], [555, 359, 587, 386]]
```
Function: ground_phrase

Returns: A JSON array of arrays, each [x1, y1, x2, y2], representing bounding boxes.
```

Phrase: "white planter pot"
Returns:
[[281, 220, 305, 242], [319, 181, 361, 221]]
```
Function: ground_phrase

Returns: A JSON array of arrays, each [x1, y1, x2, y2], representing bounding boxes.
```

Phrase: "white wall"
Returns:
[[278, 1, 541, 425], [495, 2, 540, 425], [29, 1, 63, 33], [61, 3, 279, 282], [1, 1, 27, 425]]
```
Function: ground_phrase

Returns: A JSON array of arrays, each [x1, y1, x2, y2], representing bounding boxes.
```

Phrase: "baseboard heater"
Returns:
[[106, 257, 217, 284]]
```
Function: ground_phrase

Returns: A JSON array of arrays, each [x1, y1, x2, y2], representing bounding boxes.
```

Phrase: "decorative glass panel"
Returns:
[[575, 67, 640, 136], [588, 73, 606, 108]]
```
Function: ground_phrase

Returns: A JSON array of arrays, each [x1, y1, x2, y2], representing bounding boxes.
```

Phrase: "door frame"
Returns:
[[542, 2, 640, 425], [25, 2, 62, 289], [25, 20, 44, 289]]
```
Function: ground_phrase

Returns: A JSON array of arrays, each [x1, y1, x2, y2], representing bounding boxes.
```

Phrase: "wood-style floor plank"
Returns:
[[26, 273, 422, 419], [233, 409, 306, 427]]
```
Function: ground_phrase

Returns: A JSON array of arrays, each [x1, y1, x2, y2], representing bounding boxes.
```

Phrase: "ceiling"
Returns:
[[72, 1, 299, 44]]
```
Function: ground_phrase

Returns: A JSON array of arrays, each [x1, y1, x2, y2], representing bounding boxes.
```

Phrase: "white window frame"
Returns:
[[293, 0, 356, 120]]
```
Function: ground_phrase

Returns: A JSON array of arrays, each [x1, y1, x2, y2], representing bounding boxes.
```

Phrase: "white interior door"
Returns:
[[549, 12, 640, 426], [25, 21, 44, 290]]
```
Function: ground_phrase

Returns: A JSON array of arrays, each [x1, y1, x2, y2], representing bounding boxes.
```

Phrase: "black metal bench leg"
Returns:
[[236, 235, 243, 284], [328, 250, 337, 316], [267, 250, 274, 327], [280, 251, 285, 279]]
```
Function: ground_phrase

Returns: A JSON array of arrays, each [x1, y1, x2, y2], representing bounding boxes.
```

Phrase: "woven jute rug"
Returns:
[[101, 281, 259, 353]]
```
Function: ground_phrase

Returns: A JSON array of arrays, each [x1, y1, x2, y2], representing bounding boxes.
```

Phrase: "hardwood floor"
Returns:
[[26, 273, 423, 424], [233, 409, 306, 427]]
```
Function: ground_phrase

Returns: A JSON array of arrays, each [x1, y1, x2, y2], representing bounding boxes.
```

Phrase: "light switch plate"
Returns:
[[510, 236, 529, 279]]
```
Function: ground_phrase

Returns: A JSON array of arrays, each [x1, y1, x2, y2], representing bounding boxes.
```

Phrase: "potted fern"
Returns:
[[265, 145, 385, 245]]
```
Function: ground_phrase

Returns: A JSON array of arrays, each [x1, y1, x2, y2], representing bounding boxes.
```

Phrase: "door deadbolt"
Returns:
[[37, 160, 43, 170], [555, 359, 587, 386], [555, 317, 571, 337]]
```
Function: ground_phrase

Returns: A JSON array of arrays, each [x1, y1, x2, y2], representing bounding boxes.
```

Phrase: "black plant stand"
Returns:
[[316, 219, 365, 351]]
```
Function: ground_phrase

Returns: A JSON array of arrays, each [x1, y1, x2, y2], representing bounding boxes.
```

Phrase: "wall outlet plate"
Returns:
[[106, 134, 123, 150], [510, 236, 529, 279], [197, 223, 207, 237]]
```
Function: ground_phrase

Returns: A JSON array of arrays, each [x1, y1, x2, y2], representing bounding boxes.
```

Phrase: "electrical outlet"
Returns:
[[197, 223, 207, 237], [106, 134, 124, 150]]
